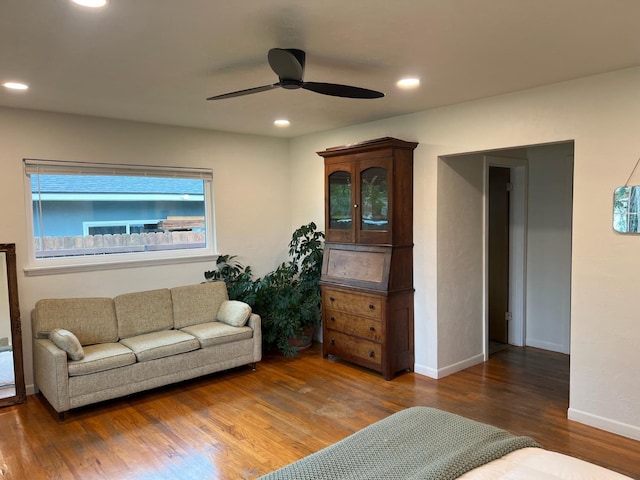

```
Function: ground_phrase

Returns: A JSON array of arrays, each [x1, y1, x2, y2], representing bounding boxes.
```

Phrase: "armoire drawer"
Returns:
[[322, 287, 383, 320], [324, 310, 382, 342], [324, 330, 382, 368]]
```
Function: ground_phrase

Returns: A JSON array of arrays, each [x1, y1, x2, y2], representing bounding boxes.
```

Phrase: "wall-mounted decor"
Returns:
[[614, 155, 640, 234], [613, 185, 640, 233]]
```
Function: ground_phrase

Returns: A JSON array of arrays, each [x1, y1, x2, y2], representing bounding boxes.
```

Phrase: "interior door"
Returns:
[[488, 167, 510, 344]]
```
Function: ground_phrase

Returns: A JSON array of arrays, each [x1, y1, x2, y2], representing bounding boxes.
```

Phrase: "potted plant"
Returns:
[[204, 222, 325, 357], [256, 222, 324, 356], [204, 254, 257, 306]]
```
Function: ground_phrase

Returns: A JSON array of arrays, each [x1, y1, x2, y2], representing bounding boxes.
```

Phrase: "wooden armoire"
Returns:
[[318, 137, 418, 380]]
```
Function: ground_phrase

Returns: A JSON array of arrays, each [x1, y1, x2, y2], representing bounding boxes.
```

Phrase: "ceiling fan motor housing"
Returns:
[[281, 79, 303, 89]]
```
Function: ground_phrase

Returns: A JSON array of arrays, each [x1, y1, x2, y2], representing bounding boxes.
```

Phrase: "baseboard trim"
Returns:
[[413, 363, 438, 379], [526, 338, 568, 354], [437, 353, 484, 379], [568, 407, 640, 441], [414, 353, 484, 380]]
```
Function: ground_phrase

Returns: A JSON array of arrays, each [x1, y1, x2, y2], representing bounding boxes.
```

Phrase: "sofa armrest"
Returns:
[[33, 338, 71, 413], [247, 313, 262, 363]]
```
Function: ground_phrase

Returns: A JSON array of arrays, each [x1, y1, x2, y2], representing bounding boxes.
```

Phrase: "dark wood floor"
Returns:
[[0, 345, 638, 479]]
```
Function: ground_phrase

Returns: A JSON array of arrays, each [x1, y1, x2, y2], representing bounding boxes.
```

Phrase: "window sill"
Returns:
[[24, 251, 218, 276]]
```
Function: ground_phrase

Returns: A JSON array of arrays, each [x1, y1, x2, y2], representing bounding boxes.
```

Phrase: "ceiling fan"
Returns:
[[206, 48, 385, 101]]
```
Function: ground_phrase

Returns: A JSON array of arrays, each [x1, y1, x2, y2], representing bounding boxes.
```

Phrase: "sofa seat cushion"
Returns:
[[68, 343, 137, 377], [119, 330, 200, 362], [180, 321, 253, 348]]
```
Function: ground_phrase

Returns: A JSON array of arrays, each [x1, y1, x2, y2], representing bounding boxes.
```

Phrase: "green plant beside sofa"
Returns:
[[204, 222, 324, 357]]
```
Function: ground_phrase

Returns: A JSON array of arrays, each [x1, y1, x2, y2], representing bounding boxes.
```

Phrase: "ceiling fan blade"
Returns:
[[302, 81, 384, 99], [206, 83, 280, 101], [207, 49, 383, 101], [268, 48, 304, 81]]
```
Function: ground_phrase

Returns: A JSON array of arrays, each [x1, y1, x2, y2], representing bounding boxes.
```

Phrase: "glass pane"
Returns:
[[329, 171, 352, 230], [31, 174, 207, 258], [360, 167, 388, 231], [613, 186, 640, 233], [0, 252, 16, 400]]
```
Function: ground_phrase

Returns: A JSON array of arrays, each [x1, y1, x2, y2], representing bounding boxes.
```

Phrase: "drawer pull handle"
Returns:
[[369, 350, 375, 358], [330, 297, 335, 302], [369, 326, 375, 332], [330, 316, 336, 322], [369, 304, 375, 310], [330, 338, 335, 345]]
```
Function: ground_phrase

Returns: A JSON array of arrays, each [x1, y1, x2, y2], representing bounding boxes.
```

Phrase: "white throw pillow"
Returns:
[[216, 300, 252, 327], [49, 328, 85, 361]]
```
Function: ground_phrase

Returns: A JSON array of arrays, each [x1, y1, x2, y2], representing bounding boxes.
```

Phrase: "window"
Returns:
[[24, 159, 215, 274]]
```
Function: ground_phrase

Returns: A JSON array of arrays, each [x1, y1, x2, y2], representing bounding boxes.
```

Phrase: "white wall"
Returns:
[[0, 107, 291, 389], [526, 143, 573, 354], [290, 67, 640, 440], [437, 155, 484, 375]]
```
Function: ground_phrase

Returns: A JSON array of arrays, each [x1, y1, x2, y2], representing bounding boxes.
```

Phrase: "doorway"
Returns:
[[488, 166, 510, 352], [484, 156, 528, 357], [436, 142, 573, 376]]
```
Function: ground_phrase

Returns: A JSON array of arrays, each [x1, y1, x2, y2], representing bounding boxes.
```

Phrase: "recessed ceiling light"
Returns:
[[71, 0, 108, 7], [2, 82, 29, 91], [274, 119, 291, 127], [396, 78, 420, 89]]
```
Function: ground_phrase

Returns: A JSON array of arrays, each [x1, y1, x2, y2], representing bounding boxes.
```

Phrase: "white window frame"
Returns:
[[82, 220, 163, 236], [23, 159, 217, 276]]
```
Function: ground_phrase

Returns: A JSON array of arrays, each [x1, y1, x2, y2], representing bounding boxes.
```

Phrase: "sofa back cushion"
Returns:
[[115, 288, 174, 339], [32, 297, 118, 345], [170, 282, 229, 329]]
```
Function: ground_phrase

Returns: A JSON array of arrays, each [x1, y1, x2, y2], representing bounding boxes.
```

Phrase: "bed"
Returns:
[[258, 407, 632, 479]]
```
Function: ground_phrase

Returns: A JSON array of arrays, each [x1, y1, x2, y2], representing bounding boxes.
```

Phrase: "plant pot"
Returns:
[[287, 326, 315, 351]]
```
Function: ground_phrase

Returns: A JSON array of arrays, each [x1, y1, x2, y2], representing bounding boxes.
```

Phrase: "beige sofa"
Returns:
[[31, 282, 261, 416]]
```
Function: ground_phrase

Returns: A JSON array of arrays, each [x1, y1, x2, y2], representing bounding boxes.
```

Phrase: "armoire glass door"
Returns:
[[360, 166, 388, 231], [328, 170, 352, 230]]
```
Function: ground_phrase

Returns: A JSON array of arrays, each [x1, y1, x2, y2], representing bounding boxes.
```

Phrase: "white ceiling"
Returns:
[[1, 0, 639, 138]]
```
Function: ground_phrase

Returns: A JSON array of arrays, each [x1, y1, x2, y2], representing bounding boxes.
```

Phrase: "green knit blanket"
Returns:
[[259, 407, 540, 480]]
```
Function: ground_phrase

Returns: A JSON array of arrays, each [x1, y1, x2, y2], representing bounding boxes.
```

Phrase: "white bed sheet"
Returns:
[[458, 447, 633, 480]]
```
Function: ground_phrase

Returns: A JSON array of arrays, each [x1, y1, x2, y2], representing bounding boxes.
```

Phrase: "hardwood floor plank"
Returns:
[[0, 345, 638, 479]]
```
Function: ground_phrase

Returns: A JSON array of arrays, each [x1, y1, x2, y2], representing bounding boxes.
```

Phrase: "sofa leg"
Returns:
[[58, 411, 66, 421], [249, 362, 256, 371]]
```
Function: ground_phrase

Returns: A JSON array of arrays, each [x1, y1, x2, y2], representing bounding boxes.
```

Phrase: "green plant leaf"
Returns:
[[203, 222, 324, 357]]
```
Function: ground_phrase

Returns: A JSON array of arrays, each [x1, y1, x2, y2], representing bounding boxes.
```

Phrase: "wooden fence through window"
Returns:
[[34, 231, 206, 258]]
